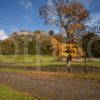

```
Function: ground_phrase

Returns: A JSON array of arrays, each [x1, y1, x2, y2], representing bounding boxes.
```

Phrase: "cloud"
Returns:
[[0, 29, 8, 40], [19, 0, 33, 10], [86, 12, 100, 27]]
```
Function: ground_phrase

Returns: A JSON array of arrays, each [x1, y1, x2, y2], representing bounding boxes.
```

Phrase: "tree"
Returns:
[[82, 32, 97, 57], [50, 36, 84, 58], [91, 39, 100, 58], [39, 0, 89, 72], [82, 32, 100, 58], [0, 30, 52, 55], [48, 30, 55, 36], [0, 39, 15, 55]]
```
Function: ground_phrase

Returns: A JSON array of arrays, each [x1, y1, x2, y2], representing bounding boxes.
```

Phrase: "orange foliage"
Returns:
[[59, 2, 89, 20], [50, 36, 84, 58]]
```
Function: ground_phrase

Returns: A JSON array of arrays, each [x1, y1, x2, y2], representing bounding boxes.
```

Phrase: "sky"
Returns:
[[0, 0, 100, 39]]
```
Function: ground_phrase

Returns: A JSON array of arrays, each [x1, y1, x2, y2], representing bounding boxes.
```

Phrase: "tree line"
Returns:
[[0, 30, 99, 58]]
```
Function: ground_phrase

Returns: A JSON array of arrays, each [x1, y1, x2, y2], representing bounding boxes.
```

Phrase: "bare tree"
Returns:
[[39, 0, 89, 73]]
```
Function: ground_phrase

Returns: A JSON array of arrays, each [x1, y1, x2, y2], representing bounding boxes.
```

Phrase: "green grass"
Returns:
[[0, 55, 65, 67], [0, 55, 55, 62], [0, 55, 100, 67], [0, 55, 99, 100], [72, 61, 100, 67], [0, 84, 37, 100]]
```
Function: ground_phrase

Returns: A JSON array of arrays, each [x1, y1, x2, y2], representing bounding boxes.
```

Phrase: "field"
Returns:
[[0, 55, 100, 67], [0, 55, 64, 67], [0, 84, 37, 100], [0, 55, 100, 100]]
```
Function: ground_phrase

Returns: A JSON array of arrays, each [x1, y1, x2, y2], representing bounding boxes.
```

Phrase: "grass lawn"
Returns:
[[0, 55, 100, 67], [0, 55, 99, 95], [0, 55, 100, 81], [0, 55, 65, 67], [0, 84, 37, 100]]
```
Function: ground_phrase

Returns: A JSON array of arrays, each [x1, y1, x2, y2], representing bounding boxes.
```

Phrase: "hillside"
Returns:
[[0, 30, 51, 55]]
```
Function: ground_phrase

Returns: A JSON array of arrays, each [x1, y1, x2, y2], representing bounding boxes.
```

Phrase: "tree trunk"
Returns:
[[83, 55, 87, 73], [66, 54, 72, 73], [67, 59, 71, 73]]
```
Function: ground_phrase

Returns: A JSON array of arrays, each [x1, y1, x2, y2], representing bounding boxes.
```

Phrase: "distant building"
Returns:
[[12, 30, 48, 36], [13, 30, 34, 35]]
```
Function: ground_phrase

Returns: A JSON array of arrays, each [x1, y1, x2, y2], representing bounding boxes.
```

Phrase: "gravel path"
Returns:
[[0, 72, 100, 100]]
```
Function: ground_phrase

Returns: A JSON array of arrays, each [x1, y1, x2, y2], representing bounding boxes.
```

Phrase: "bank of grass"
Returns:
[[0, 84, 37, 100], [0, 55, 100, 67], [0, 55, 55, 63], [0, 55, 100, 81], [0, 55, 65, 67], [73, 61, 100, 68]]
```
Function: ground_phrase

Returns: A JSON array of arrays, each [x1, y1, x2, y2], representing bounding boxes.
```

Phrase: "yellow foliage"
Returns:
[[50, 36, 84, 58]]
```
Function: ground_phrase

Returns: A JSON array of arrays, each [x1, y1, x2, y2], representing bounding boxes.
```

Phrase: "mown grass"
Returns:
[[0, 55, 100, 67], [0, 55, 55, 63], [0, 55, 100, 81], [72, 61, 100, 67], [0, 55, 65, 67], [0, 84, 37, 100]]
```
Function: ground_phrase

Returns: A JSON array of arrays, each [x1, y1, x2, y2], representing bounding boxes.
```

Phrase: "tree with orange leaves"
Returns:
[[39, 0, 89, 72]]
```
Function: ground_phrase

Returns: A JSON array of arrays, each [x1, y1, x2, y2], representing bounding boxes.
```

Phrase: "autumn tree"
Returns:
[[39, 0, 89, 72]]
